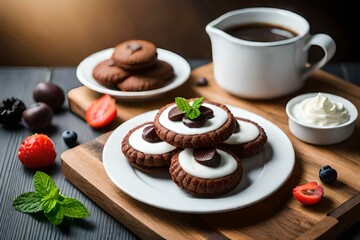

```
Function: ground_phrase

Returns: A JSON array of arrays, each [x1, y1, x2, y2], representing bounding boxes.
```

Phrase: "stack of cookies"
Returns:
[[92, 40, 174, 91], [121, 97, 267, 197]]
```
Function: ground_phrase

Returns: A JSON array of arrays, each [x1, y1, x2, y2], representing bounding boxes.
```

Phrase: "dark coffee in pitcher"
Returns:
[[224, 23, 298, 42]]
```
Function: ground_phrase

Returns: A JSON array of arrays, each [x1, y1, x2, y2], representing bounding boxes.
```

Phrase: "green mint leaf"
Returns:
[[34, 171, 58, 197], [175, 97, 191, 113], [42, 188, 60, 201], [45, 204, 64, 225], [187, 108, 201, 119], [42, 199, 58, 213], [175, 97, 204, 120], [41, 188, 60, 213], [61, 197, 90, 218], [13, 192, 43, 213], [13, 171, 90, 226], [192, 97, 204, 110]]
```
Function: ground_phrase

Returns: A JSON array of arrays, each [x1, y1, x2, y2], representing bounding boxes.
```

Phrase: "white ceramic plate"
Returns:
[[76, 48, 191, 101], [103, 106, 295, 213]]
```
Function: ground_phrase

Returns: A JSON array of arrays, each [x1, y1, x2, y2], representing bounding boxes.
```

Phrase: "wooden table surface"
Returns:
[[0, 61, 359, 239]]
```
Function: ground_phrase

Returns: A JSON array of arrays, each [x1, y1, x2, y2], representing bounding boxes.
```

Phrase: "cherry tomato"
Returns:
[[85, 94, 117, 128]]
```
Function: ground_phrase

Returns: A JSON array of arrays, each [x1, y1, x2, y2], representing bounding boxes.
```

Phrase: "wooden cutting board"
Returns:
[[61, 63, 360, 239]]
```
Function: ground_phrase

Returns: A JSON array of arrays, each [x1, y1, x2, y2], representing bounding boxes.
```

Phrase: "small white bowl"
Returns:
[[286, 93, 358, 145]]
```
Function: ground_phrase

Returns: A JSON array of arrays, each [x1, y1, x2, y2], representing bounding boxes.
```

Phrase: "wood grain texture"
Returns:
[[63, 63, 360, 239]]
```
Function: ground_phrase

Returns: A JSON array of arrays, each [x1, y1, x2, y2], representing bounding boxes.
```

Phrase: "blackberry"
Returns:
[[0, 97, 26, 127]]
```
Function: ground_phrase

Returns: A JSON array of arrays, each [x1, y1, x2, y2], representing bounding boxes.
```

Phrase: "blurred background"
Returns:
[[0, 0, 358, 66]]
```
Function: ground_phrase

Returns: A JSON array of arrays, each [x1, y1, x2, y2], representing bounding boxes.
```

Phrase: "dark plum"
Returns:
[[23, 102, 53, 131], [33, 82, 65, 112]]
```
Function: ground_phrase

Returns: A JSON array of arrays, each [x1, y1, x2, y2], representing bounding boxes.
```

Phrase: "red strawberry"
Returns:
[[18, 134, 56, 168], [292, 182, 324, 205]]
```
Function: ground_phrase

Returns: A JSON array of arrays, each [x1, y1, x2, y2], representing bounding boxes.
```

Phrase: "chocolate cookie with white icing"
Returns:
[[220, 117, 268, 158], [169, 147, 243, 197], [153, 97, 236, 148], [121, 122, 179, 173]]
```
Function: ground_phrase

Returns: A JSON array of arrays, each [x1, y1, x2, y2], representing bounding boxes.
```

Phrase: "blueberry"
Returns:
[[319, 165, 337, 184], [62, 130, 78, 148], [196, 77, 208, 86]]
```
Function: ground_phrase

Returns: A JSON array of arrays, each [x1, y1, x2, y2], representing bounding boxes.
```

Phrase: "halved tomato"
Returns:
[[85, 94, 117, 128]]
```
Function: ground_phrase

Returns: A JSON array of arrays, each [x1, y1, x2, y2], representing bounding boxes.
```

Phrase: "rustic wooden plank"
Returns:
[[296, 216, 338, 240], [63, 63, 360, 239], [297, 193, 360, 239], [61, 135, 230, 240]]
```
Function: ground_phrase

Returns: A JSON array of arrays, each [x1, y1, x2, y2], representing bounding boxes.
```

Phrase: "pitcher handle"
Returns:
[[302, 34, 336, 80]]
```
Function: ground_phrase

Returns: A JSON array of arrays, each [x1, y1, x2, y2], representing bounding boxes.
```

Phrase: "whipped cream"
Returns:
[[158, 103, 228, 134], [224, 119, 259, 144], [128, 124, 176, 154], [178, 149, 238, 179], [293, 93, 349, 126]]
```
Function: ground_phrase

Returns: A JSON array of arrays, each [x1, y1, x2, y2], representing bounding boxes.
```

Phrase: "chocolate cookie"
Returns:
[[169, 148, 243, 197], [117, 75, 167, 91], [220, 117, 268, 158], [92, 59, 130, 87], [116, 60, 174, 91], [153, 99, 236, 148], [111, 40, 158, 71], [121, 122, 179, 173], [136, 60, 174, 80]]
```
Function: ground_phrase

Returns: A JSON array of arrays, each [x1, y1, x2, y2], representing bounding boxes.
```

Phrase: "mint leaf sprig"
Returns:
[[175, 97, 204, 120], [13, 171, 90, 225]]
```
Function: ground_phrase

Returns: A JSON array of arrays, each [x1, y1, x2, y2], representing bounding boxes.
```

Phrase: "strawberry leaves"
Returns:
[[13, 171, 90, 225]]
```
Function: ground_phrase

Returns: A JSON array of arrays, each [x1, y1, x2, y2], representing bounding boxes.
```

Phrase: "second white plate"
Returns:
[[103, 106, 295, 213], [76, 48, 191, 101]]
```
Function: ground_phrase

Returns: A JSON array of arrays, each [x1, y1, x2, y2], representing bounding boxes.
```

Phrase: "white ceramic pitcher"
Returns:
[[206, 8, 336, 99]]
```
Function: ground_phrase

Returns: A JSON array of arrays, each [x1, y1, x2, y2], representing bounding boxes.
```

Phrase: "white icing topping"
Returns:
[[224, 120, 260, 144], [178, 149, 238, 179], [128, 124, 176, 154], [159, 103, 228, 134]]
